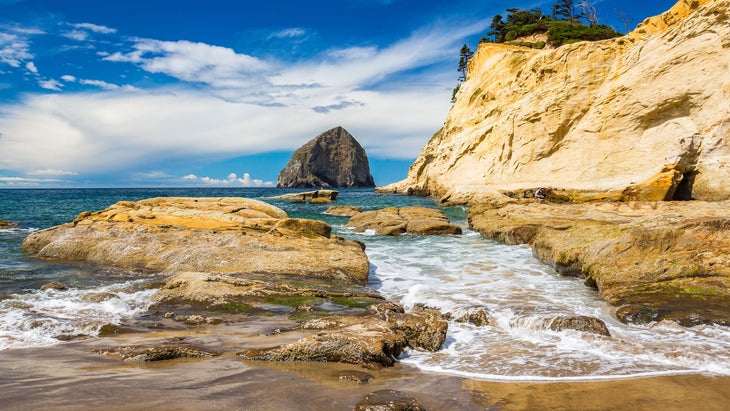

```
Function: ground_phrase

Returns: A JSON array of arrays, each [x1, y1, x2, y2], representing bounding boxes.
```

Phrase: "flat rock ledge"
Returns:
[[346, 206, 462, 236], [21, 197, 368, 285], [468, 200, 730, 326], [266, 190, 339, 202], [324, 205, 363, 217]]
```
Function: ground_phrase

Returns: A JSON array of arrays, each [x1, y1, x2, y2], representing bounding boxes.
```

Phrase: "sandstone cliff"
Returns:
[[381, 0, 730, 205], [278, 126, 375, 188]]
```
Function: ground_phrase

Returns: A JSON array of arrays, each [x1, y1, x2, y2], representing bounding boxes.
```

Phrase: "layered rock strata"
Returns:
[[278, 126, 375, 188], [468, 200, 730, 325], [21, 197, 368, 284], [380, 0, 730, 205], [346, 207, 462, 236]]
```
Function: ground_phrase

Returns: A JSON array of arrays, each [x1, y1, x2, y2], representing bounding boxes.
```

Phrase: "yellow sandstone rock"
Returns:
[[22, 197, 369, 285], [380, 0, 730, 205]]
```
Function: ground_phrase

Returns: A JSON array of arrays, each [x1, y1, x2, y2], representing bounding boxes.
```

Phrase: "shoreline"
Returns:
[[1, 322, 729, 410]]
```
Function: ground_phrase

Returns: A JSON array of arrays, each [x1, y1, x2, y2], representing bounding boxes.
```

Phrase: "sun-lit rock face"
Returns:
[[380, 0, 730, 205], [21, 197, 370, 284], [278, 126, 375, 188]]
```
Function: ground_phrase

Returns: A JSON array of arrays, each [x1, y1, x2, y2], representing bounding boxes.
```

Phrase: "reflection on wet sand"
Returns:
[[1, 323, 728, 411]]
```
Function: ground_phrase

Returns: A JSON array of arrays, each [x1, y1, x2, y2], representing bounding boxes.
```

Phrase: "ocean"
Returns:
[[1, 188, 728, 381]]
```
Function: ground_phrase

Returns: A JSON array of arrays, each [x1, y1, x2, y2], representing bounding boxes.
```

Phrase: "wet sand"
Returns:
[[1, 322, 728, 410]]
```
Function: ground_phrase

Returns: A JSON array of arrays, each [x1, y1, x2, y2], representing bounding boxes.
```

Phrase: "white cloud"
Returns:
[[71, 22, 116, 34], [79, 79, 119, 90], [181, 172, 273, 187], [25, 61, 38, 74], [0, 32, 33, 67], [61, 74, 77, 82], [268, 28, 308, 39], [104, 39, 273, 103], [0, 176, 63, 186], [62, 30, 88, 41], [27, 169, 79, 176], [38, 79, 62, 90], [0, 18, 482, 181]]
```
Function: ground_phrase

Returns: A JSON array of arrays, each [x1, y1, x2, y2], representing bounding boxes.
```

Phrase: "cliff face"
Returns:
[[277, 126, 375, 188], [381, 0, 730, 205]]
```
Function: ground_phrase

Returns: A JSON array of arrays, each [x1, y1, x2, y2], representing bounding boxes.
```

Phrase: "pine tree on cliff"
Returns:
[[457, 44, 474, 82], [553, 0, 579, 23], [452, 44, 474, 103]]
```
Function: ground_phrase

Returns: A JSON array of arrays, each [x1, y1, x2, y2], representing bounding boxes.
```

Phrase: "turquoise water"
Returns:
[[1, 188, 728, 380]]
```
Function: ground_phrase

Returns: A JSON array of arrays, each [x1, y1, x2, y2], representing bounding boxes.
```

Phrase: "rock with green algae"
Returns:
[[238, 302, 448, 369], [468, 200, 730, 326]]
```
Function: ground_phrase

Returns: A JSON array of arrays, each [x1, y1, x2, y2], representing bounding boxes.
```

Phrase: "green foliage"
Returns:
[[490, 8, 548, 43], [552, 0, 579, 22], [458, 44, 474, 81], [546, 21, 621, 47], [451, 83, 461, 103], [487, 3, 621, 48]]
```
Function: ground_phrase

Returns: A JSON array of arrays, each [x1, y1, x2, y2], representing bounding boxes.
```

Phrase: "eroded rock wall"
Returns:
[[381, 0, 730, 205]]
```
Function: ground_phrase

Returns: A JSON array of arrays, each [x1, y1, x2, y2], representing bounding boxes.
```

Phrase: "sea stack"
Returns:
[[277, 126, 375, 188]]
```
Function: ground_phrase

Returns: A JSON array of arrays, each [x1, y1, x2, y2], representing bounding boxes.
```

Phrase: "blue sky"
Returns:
[[0, 0, 677, 188]]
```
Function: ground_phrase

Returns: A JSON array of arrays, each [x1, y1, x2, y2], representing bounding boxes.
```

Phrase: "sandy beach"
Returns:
[[1, 319, 728, 411]]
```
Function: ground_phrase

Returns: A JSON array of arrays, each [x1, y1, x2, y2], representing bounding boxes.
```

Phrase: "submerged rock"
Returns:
[[335, 370, 373, 384], [548, 316, 610, 337], [277, 126, 375, 188], [40, 281, 67, 291], [95, 340, 220, 363], [354, 390, 426, 411], [455, 309, 492, 327], [346, 207, 462, 236], [469, 200, 730, 326]]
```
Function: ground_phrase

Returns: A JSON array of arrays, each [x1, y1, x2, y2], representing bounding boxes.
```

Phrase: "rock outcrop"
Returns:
[[266, 190, 338, 202], [21, 197, 369, 284], [468, 200, 730, 326], [324, 205, 363, 217], [277, 126, 375, 188], [380, 0, 730, 205], [346, 207, 462, 236], [240, 302, 447, 369]]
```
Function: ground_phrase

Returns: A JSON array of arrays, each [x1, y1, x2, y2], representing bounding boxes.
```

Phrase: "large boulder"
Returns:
[[468, 200, 730, 326], [277, 126, 375, 188], [347, 207, 462, 236], [21, 197, 369, 285], [379, 0, 730, 205]]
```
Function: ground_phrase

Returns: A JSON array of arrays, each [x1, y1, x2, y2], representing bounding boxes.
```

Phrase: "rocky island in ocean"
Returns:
[[277, 126, 375, 188]]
